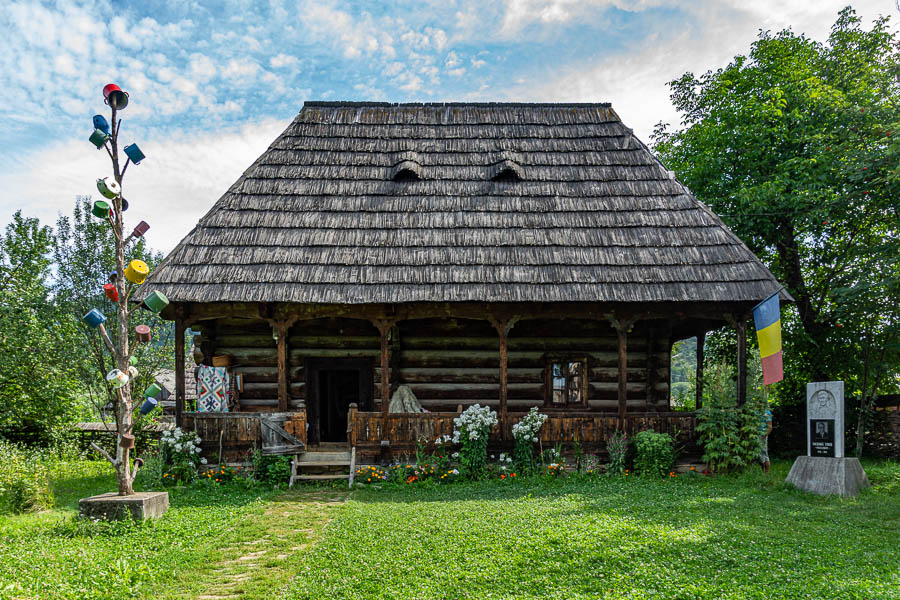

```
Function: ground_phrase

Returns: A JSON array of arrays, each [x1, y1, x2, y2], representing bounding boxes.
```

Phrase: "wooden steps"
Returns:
[[289, 447, 356, 488]]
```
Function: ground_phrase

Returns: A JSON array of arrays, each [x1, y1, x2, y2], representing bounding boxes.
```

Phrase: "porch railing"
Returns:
[[349, 410, 696, 448]]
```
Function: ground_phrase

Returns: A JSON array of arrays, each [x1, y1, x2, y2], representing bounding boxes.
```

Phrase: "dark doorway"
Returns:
[[306, 358, 372, 445]]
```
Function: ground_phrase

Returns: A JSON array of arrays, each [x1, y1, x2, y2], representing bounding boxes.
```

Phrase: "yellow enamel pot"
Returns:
[[124, 259, 149, 284]]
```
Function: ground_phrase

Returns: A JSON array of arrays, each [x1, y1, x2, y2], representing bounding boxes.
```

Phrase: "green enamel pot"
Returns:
[[143, 290, 169, 313], [91, 200, 111, 219], [89, 128, 109, 149], [144, 383, 162, 398]]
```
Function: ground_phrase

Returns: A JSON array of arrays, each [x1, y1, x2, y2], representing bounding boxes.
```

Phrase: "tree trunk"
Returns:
[[111, 105, 134, 496], [774, 219, 827, 380]]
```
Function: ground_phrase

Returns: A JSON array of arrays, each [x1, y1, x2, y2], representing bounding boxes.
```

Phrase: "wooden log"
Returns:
[[372, 319, 396, 418], [696, 332, 705, 410]]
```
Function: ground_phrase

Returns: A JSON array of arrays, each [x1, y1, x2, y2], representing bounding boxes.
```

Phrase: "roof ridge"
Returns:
[[302, 101, 613, 108]]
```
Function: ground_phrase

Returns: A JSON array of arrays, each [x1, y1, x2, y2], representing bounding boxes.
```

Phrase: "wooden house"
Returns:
[[141, 102, 787, 462]]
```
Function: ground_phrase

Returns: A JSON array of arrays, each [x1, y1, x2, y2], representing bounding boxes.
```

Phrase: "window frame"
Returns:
[[542, 355, 590, 409]]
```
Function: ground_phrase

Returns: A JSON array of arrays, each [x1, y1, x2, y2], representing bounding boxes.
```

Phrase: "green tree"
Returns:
[[653, 7, 900, 421], [0, 212, 84, 442]]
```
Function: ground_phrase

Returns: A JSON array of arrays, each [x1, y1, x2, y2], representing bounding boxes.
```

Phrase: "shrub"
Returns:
[[696, 361, 767, 473], [452, 404, 498, 480], [0, 441, 53, 513], [511, 407, 547, 475], [606, 431, 629, 476], [134, 452, 166, 490], [251, 450, 291, 486], [632, 431, 675, 477], [159, 427, 205, 484]]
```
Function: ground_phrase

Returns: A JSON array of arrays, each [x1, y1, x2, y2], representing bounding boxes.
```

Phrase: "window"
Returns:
[[546, 358, 588, 406], [489, 158, 524, 182]]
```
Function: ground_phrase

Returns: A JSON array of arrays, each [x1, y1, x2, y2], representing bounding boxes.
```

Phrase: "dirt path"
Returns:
[[160, 488, 348, 600]]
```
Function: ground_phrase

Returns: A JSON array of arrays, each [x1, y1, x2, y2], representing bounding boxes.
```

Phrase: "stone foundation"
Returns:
[[78, 491, 169, 521], [785, 456, 870, 498]]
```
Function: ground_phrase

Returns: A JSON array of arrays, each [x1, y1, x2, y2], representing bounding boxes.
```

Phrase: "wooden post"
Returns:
[[736, 319, 747, 406], [276, 320, 290, 412], [616, 325, 628, 429], [645, 322, 656, 411], [174, 314, 185, 428], [488, 316, 517, 441], [373, 319, 395, 418], [695, 331, 705, 410], [347, 403, 358, 447]]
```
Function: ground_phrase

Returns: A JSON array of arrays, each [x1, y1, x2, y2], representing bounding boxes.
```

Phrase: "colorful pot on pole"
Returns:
[[124, 143, 145, 165], [124, 259, 149, 284], [142, 290, 169, 313], [93, 114, 110, 135], [120, 197, 129, 212], [106, 369, 129, 388], [135, 324, 152, 343], [119, 434, 135, 449], [128, 365, 139, 378], [82, 309, 106, 328], [108, 271, 118, 283], [102, 83, 129, 110], [129, 355, 138, 367], [103, 283, 119, 302], [144, 382, 162, 398], [139, 396, 159, 415], [96, 177, 120, 199], [92, 200, 112, 219], [89, 128, 110, 149], [133, 221, 150, 237]]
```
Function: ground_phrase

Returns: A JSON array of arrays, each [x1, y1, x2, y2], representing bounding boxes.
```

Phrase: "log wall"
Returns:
[[203, 315, 672, 414]]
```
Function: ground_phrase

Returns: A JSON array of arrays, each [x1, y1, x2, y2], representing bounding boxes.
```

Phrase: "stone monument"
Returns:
[[785, 381, 870, 497]]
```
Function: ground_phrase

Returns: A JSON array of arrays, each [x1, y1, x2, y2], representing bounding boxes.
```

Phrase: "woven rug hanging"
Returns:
[[196, 365, 230, 412]]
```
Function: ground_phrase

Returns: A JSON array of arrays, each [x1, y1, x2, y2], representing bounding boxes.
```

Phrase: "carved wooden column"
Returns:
[[174, 311, 186, 428], [609, 315, 634, 430], [488, 315, 518, 440], [695, 331, 705, 410], [372, 319, 396, 418], [275, 320, 291, 412]]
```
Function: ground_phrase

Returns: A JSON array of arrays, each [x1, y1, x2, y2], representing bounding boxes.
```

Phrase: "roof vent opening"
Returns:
[[490, 159, 525, 182], [391, 159, 423, 182]]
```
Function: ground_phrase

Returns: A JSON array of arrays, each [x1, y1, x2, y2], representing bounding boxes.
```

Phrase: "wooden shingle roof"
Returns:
[[144, 102, 785, 305]]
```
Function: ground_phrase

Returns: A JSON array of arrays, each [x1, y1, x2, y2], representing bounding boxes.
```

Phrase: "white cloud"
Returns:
[[189, 55, 217, 81], [110, 15, 142, 50], [0, 119, 288, 254], [270, 53, 298, 68], [517, 0, 894, 142]]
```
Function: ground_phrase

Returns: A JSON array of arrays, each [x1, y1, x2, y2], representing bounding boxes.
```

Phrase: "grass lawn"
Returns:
[[1, 459, 898, 599]]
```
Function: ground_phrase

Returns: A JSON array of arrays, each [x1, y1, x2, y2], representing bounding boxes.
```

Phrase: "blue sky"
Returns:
[[0, 0, 894, 252]]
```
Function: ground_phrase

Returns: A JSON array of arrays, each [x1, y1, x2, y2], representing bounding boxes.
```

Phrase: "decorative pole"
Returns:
[[81, 84, 168, 496]]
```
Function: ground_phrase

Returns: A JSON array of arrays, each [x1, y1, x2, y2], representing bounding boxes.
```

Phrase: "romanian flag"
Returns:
[[753, 292, 784, 385]]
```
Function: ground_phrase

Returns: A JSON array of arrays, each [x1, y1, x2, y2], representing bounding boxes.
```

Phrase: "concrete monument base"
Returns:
[[79, 491, 169, 521], [785, 456, 870, 498]]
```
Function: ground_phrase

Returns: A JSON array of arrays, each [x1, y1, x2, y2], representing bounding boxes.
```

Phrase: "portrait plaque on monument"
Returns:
[[806, 381, 843, 459]]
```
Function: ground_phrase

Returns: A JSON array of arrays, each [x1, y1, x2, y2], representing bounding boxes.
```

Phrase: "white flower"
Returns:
[[452, 452, 459, 459], [200, 458, 207, 464], [451, 469, 459, 475], [533, 436, 538, 443], [174, 443, 182, 451]]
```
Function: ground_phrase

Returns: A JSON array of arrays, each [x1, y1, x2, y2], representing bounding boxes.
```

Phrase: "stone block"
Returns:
[[785, 456, 870, 498], [78, 491, 169, 521]]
